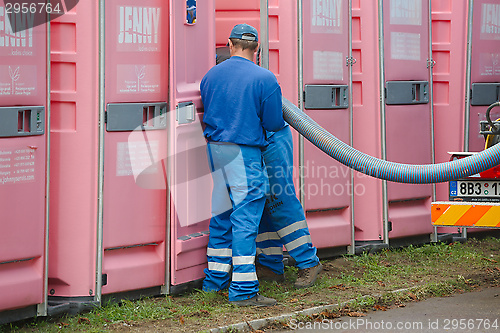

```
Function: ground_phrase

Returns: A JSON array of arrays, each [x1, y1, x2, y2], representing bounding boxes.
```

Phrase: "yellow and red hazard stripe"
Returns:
[[432, 202, 500, 228]]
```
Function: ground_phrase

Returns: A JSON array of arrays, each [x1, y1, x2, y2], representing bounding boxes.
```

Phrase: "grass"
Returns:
[[1, 236, 499, 332]]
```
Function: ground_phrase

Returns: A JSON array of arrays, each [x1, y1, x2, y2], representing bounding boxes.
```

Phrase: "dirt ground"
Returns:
[[101, 238, 500, 333]]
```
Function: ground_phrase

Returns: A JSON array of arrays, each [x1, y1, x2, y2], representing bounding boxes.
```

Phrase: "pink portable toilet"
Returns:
[[100, 0, 170, 298], [48, 0, 215, 308], [299, 0, 353, 255], [215, 1, 352, 256], [351, 0, 385, 251], [0, 6, 49, 323], [168, 0, 299, 289], [352, 0, 434, 251]]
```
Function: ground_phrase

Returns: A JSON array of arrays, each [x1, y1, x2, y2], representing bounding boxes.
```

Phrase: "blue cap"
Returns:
[[229, 23, 258, 42]]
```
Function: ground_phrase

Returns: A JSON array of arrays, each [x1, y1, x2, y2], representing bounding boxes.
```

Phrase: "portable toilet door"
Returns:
[[167, 0, 216, 291], [48, 0, 170, 308], [100, 0, 169, 298], [351, 0, 385, 251], [299, 0, 354, 256], [0, 6, 49, 323], [48, 0, 100, 308], [353, 0, 434, 251], [382, 0, 434, 244], [465, 0, 500, 153]]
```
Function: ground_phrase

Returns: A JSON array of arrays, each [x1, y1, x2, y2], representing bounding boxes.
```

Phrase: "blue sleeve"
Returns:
[[261, 86, 285, 132]]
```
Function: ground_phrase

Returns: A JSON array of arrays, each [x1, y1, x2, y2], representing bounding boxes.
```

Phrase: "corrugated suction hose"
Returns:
[[282, 98, 500, 184]]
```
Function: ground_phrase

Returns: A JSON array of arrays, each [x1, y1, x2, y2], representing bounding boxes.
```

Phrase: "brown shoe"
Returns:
[[294, 262, 323, 289], [230, 294, 277, 307], [256, 264, 285, 282]]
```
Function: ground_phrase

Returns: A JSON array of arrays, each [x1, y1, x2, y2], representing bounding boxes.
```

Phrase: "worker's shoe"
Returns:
[[230, 294, 277, 307], [294, 262, 323, 289], [256, 264, 285, 282]]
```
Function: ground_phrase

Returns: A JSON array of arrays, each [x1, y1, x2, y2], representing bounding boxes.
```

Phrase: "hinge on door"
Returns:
[[388, 221, 393, 232], [104, 111, 107, 123], [426, 58, 436, 68]]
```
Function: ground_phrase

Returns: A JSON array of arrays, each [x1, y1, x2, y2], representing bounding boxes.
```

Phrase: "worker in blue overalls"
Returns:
[[201, 23, 284, 306], [210, 29, 323, 292]]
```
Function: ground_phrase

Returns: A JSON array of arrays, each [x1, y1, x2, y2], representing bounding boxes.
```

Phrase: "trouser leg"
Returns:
[[203, 144, 234, 292], [257, 214, 284, 275], [203, 212, 232, 291], [257, 127, 319, 271], [203, 143, 267, 301], [226, 145, 267, 301]]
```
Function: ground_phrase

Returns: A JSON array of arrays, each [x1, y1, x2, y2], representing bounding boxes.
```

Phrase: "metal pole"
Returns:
[[378, 0, 389, 246], [161, 13, 173, 292], [464, 0, 474, 152], [298, 0, 305, 206], [429, 0, 435, 179], [38, 14, 51, 318], [348, 0, 355, 255], [95, 0, 106, 305], [161, 69, 171, 289], [462, 0, 475, 240], [428, 0, 438, 243], [260, 0, 269, 69], [161, 134, 171, 295]]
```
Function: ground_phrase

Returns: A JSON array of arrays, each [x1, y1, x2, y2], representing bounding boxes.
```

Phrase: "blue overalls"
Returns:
[[200, 55, 285, 301], [202, 142, 268, 301], [256, 126, 319, 274]]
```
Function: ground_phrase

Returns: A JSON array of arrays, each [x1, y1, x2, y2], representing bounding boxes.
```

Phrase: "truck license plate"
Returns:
[[450, 180, 500, 201]]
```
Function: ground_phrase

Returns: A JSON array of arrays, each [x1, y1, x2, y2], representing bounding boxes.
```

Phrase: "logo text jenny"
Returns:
[[0, 8, 34, 48], [481, 3, 500, 38], [118, 6, 160, 45]]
